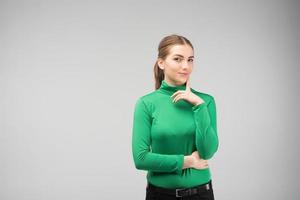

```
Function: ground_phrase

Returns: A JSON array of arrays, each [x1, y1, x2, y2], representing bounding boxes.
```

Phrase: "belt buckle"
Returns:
[[175, 188, 184, 197], [176, 188, 191, 197]]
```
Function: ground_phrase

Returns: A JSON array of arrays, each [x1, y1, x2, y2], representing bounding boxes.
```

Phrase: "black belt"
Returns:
[[147, 180, 212, 198]]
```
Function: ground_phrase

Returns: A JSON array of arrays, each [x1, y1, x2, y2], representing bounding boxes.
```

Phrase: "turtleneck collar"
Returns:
[[158, 79, 187, 95]]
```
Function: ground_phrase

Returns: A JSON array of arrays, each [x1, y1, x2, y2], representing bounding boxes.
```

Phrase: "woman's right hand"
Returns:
[[190, 151, 209, 169]]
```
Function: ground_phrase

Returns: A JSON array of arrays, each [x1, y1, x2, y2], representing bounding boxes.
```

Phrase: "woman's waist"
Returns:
[[147, 168, 211, 189]]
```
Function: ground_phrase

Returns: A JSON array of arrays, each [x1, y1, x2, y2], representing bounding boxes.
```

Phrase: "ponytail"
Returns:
[[153, 61, 164, 90]]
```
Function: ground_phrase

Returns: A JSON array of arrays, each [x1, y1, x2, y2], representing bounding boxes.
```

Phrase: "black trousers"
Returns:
[[145, 180, 215, 200]]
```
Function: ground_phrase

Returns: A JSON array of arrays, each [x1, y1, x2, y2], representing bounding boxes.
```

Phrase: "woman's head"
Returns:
[[154, 34, 194, 89]]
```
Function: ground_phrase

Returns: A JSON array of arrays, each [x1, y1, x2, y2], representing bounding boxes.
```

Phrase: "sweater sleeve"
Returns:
[[132, 98, 184, 174], [192, 96, 219, 160]]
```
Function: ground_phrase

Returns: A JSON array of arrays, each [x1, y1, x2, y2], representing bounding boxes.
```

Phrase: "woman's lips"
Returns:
[[178, 72, 188, 76]]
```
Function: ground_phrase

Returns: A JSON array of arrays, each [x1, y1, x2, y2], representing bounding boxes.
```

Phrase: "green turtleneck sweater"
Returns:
[[131, 80, 218, 188]]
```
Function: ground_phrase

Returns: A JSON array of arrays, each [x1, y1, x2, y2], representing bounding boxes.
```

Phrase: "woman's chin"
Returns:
[[175, 79, 187, 86]]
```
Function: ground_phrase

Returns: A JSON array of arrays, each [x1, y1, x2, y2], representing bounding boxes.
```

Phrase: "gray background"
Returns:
[[1, 0, 299, 199]]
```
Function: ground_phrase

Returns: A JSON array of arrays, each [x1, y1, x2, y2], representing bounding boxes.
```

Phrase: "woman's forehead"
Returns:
[[169, 44, 194, 57]]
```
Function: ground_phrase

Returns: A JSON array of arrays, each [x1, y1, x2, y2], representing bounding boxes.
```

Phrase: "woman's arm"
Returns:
[[192, 96, 219, 160], [132, 98, 184, 174]]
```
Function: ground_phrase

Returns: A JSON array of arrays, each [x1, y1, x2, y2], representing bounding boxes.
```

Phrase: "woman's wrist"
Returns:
[[192, 97, 204, 106], [183, 155, 194, 169]]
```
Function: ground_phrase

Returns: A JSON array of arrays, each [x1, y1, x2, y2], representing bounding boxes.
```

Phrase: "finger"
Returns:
[[171, 90, 184, 98], [171, 93, 179, 102], [186, 76, 191, 91], [202, 165, 208, 169], [173, 94, 181, 103], [173, 94, 185, 103], [173, 94, 183, 103], [172, 92, 184, 101], [171, 91, 178, 98]]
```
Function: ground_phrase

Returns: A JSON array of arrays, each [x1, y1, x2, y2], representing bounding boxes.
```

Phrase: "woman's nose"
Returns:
[[181, 61, 189, 69]]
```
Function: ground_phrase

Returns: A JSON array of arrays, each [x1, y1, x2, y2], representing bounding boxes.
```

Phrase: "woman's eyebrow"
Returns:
[[173, 54, 194, 58]]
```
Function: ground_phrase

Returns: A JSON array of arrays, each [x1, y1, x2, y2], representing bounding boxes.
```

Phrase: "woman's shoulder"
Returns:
[[134, 90, 158, 107]]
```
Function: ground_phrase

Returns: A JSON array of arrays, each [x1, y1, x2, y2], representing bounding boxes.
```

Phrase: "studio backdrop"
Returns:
[[1, 0, 299, 199]]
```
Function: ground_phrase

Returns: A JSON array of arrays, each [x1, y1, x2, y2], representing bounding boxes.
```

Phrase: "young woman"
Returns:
[[132, 34, 219, 200]]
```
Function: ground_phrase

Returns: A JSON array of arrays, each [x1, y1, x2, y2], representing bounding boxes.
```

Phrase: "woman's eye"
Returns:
[[188, 59, 194, 62], [174, 58, 181, 62]]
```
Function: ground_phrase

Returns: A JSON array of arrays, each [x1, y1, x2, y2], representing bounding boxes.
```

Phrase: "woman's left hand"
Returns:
[[171, 76, 204, 106]]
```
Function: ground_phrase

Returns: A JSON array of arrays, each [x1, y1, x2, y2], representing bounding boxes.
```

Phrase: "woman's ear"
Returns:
[[157, 58, 164, 70]]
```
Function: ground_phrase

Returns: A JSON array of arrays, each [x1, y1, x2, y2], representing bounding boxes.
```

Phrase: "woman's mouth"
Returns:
[[178, 72, 188, 77]]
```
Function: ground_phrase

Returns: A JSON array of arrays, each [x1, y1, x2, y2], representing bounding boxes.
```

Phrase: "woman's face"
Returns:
[[158, 44, 194, 86]]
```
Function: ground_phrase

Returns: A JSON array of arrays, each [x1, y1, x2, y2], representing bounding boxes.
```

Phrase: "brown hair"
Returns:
[[153, 34, 194, 89]]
